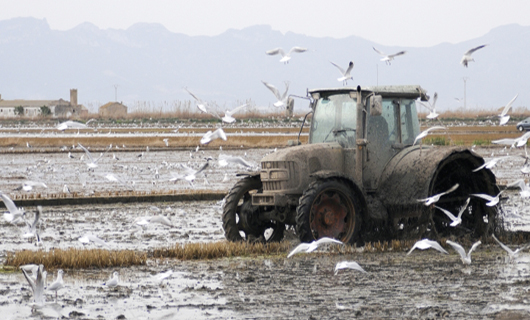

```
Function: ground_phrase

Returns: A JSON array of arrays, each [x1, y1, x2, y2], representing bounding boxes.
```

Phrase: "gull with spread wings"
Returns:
[[78, 143, 111, 170], [287, 237, 344, 258], [222, 104, 248, 123], [498, 94, 518, 126], [470, 191, 504, 207], [492, 234, 530, 262], [413, 126, 447, 146], [184, 87, 212, 114], [460, 44, 487, 67], [262, 81, 289, 108], [266, 46, 307, 64], [329, 61, 354, 86], [407, 239, 448, 255], [435, 197, 470, 227], [417, 93, 439, 120], [1, 191, 25, 224], [200, 128, 227, 144], [373, 46, 406, 65], [417, 183, 459, 206], [446, 240, 481, 265], [170, 161, 210, 186]]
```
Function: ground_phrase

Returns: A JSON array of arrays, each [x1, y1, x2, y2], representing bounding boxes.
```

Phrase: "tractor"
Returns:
[[222, 85, 498, 244]]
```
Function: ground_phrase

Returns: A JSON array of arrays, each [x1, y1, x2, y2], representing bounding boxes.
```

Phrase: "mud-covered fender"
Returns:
[[236, 172, 260, 178], [377, 145, 497, 218], [309, 170, 368, 221]]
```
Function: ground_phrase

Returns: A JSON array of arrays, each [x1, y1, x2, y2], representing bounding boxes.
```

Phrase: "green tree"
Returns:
[[40, 105, 51, 116], [14, 106, 24, 116]]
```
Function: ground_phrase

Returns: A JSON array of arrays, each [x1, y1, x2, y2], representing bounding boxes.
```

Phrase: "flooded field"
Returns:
[[2, 143, 530, 319], [0, 148, 272, 196], [3, 232, 530, 319]]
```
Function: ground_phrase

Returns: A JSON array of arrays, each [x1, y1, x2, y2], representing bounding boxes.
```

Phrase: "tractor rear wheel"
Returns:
[[222, 176, 284, 242], [296, 179, 361, 244]]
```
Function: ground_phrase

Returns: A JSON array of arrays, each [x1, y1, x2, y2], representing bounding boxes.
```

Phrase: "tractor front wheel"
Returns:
[[222, 176, 284, 243], [296, 179, 361, 244]]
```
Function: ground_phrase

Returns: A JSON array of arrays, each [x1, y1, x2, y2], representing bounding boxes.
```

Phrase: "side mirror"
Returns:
[[370, 95, 382, 116], [286, 97, 294, 118]]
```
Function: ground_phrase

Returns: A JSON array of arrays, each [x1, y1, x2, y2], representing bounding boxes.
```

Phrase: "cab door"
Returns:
[[363, 98, 419, 191]]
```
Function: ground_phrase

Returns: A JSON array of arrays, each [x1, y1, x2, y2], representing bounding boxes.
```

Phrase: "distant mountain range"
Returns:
[[0, 17, 529, 113]]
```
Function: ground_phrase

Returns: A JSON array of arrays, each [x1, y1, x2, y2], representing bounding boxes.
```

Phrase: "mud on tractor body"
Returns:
[[222, 85, 498, 244]]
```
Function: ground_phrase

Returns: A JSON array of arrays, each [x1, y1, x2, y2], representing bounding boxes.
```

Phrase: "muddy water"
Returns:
[[2, 244, 530, 319], [0, 201, 226, 253], [0, 148, 271, 196], [1, 147, 530, 319]]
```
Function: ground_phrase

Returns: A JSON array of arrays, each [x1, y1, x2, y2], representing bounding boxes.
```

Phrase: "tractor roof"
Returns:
[[308, 85, 429, 101]]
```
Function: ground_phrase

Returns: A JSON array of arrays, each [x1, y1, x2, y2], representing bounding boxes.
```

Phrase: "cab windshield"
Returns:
[[309, 93, 357, 146]]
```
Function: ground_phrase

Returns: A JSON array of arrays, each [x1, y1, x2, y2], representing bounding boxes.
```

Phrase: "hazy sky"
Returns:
[[2, 0, 530, 47]]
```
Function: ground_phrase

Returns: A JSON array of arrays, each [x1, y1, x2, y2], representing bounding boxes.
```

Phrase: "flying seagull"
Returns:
[[507, 179, 530, 198], [334, 261, 367, 275], [262, 81, 290, 108], [78, 143, 112, 169], [21, 264, 45, 306], [491, 234, 530, 262], [492, 132, 530, 148], [413, 126, 447, 146], [0, 191, 25, 224], [218, 154, 254, 168], [417, 93, 439, 120], [222, 104, 248, 123], [103, 173, 131, 190], [407, 239, 448, 255], [330, 61, 354, 86], [435, 197, 470, 227], [461, 44, 487, 67], [472, 156, 513, 172], [184, 87, 211, 114], [287, 237, 344, 258], [521, 146, 530, 175], [20, 264, 41, 284], [372, 46, 406, 65], [170, 161, 210, 186], [498, 94, 518, 126], [23, 206, 42, 244], [153, 270, 173, 284], [56, 120, 88, 131], [445, 240, 481, 265], [134, 215, 174, 228], [200, 128, 227, 144], [266, 46, 308, 63], [470, 191, 504, 207], [417, 183, 459, 206], [78, 234, 109, 248]]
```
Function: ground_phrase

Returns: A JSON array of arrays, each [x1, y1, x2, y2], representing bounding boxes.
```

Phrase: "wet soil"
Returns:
[[1, 146, 530, 319], [0, 148, 270, 197], [2, 243, 530, 319]]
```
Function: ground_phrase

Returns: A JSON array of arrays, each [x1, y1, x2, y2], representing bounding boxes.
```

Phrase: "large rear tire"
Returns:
[[296, 179, 361, 244], [222, 176, 284, 242]]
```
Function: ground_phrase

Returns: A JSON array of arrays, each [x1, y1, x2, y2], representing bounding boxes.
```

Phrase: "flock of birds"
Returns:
[[1, 119, 268, 308], [182, 43, 489, 119], [19, 262, 173, 309], [20, 118, 263, 195], [2, 39, 526, 312], [286, 231, 528, 276], [2, 186, 182, 308]]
